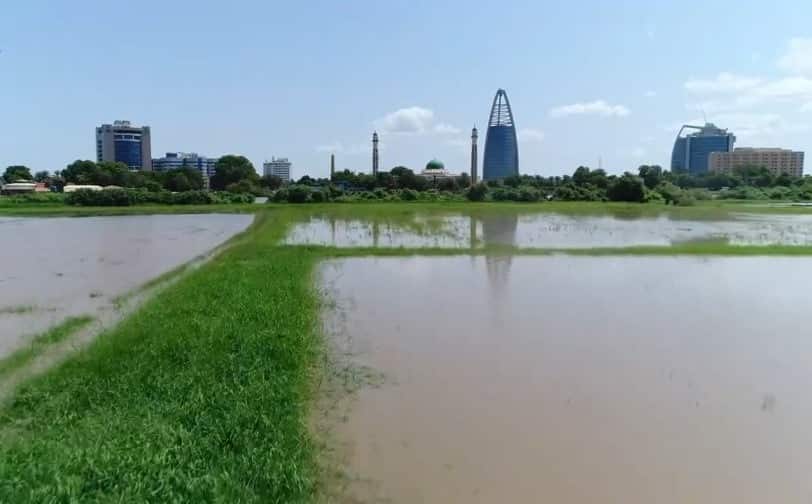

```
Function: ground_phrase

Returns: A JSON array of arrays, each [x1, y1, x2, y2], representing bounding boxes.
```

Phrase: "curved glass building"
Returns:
[[483, 89, 519, 180], [671, 123, 735, 175]]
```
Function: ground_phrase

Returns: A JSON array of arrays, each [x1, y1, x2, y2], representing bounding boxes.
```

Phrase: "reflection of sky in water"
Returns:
[[285, 213, 812, 248]]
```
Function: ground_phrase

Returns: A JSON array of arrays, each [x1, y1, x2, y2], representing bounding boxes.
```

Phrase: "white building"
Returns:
[[263, 157, 292, 183]]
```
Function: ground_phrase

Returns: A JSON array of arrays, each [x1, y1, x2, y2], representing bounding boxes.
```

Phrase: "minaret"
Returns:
[[372, 131, 380, 176], [330, 153, 335, 180], [471, 126, 479, 185]]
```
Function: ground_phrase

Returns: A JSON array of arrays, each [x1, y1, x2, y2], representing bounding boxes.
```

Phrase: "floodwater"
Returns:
[[321, 256, 812, 503], [288, 212, 812, 248], [0, 214, 251, 359]]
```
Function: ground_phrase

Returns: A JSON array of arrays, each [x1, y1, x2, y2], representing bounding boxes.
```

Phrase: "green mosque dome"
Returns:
[[425, 159, 445, 171]]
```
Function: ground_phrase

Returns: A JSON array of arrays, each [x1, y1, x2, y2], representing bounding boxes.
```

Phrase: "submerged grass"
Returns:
[[3, 203, 812, 502], [0, 305, 35, 316], [0, 316, 94, 380]]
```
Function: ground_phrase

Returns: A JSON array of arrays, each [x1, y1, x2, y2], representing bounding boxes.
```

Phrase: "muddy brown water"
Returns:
[[0, 214, 251, 359], [320, 256, 812, 503], [288, 212, 812, 248]]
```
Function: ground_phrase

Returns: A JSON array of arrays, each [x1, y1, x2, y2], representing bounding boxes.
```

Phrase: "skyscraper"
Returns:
[[671, 123, 736, 175], [96, 120, 152, 171], [372, 131, 380, 176], [483, 89, 519, 180], [471, 126, 478, 185]]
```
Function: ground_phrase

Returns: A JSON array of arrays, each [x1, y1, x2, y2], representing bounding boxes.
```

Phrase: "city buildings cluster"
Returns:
[[94, 88, 805, 192], [671, 123, 804, 177]]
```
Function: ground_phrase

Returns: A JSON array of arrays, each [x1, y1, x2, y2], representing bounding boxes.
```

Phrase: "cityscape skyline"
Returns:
[[4, 1, 812, 179]]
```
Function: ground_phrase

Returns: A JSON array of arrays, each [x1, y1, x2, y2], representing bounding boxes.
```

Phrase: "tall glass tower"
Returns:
[[483, 89, 519, 180], [671, 123, 735, 175]]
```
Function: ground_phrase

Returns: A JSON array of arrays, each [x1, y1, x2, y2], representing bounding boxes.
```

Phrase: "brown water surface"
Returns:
[[320, 256, 812, 503], [0, 214, 251, 359]]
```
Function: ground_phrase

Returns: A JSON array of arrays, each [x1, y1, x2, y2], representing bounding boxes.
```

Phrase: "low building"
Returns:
[[419, 159, 453, 183], [1, 182, 36, 195], [709, 148, 804, 177], [64, 184, 103, 193], [264, 158, 292, 183]]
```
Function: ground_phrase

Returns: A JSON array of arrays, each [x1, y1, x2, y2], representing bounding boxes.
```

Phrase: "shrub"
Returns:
[[286, 185, 311, 204], [517, 186, 540, 202], [310, 190, 327, 203], [400, 189, 419, 201], [607, 173, 646, 202], [466, 183, 488, 202]]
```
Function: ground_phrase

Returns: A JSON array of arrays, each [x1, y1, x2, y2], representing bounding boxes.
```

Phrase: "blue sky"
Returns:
[[3, 0, 812, 179]]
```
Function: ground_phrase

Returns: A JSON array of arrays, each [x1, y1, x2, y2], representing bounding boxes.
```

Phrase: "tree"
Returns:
[[466, 182, 488, 201], [33, 171, 50, 183], [260, 174, 283, 190], [3, 165, 32, 182], [607, 173, 646, 202], [458, 173, 471, 187], [210, 155, 258, 191], [638, 165, 663, 189]]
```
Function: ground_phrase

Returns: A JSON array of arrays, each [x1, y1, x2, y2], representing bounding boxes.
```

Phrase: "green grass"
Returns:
[[0, 316, 94, 380], [3, 203, 812, 502], [0, 212, 324, 502]]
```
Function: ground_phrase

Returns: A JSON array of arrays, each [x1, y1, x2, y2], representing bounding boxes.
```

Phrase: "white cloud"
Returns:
[[316, 142, 344, 153], [433, 123, 461, 135], [374, 106, 435, 134], [519, 128, 545, 143], [549, 100, 630, 118], [684, 73, 763, 94], [778, 37, 812, 75], [373, 106, 461, 136], [631, 147, 646, 159], [644, 90, 657, 98]]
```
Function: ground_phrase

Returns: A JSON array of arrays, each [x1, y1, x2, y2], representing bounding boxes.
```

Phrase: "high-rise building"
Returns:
[[96, 120, 152, 171], [152, 152, 219, 179], [372, 132, 380, 176], [471, 126, 478, 185], [483, 89, 519, 180], [709, 148, 804, 177], [264, 157, 292, 183], [671, 123, 735, 175]]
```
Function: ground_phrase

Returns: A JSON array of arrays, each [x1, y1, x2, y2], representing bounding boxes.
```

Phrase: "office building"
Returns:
[[264, 157, 292, 183], [153, 152, 219, 179], [96, 120, 152, 171], [483, 89, 519, 180], [709, 148, 804, 177], [671, 123, 735, 175]]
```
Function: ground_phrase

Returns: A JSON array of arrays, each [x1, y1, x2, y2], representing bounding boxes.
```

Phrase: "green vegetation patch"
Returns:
[[0, 316, 94, 380], [0, 212, 322, 502]]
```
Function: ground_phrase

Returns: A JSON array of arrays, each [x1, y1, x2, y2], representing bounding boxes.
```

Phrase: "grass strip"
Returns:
[[0, 211, 324, 502], [0, 305, 35, 316], [0, 316, 94, 380]]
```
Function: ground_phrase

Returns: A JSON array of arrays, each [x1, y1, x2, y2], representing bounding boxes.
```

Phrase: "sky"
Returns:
[[4, 1, 812, 179]]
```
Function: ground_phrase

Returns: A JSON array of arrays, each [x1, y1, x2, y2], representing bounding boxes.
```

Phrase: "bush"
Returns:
[[286, 185, 311, 204], [607, 173, 646, 202], [466, 183, 488, 202], [0, 192, 65, 206], [310, 190, 327, 203], [517, 186, 540, 202], [65, 188, 254, 206], [400, 189, 419, 201]]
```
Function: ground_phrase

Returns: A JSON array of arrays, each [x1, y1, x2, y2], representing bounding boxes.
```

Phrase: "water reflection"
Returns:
[[321, 256, 812, 503], [286, 211, 812, 248]]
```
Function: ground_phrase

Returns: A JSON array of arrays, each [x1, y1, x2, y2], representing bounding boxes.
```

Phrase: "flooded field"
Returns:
[[321, 256, 812, 503], [288, 211, 812, 248], [0, 214, 251, 359]]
